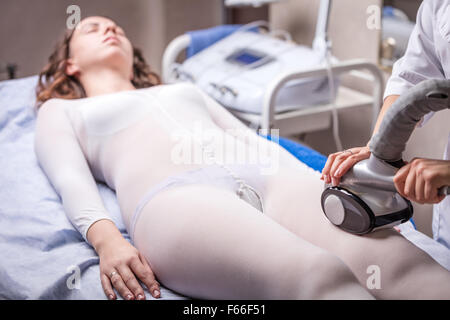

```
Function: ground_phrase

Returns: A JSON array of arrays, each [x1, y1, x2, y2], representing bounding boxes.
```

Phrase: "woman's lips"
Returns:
[[103, 36, 119, 43]]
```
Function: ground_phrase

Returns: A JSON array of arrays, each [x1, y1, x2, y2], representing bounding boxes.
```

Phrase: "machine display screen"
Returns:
[[233, 52, 264, 65], [226, 48, 272, 67]]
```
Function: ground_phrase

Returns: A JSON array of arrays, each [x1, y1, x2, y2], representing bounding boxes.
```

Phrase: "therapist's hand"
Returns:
[[321, 146, 371, 186], [394, 158, 450, 204]]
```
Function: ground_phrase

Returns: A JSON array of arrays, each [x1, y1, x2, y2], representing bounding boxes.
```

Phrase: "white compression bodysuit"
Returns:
[[34, 82, 280, 243]]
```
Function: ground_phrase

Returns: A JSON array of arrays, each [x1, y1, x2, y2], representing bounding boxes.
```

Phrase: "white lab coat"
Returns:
[[384, 0, 450, 248]]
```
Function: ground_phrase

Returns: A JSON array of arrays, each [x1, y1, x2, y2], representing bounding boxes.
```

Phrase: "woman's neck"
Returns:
[[80, 68, 136, 97]]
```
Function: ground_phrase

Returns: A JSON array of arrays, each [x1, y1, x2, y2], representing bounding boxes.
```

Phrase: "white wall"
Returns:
[[0, 0, 222, 79]]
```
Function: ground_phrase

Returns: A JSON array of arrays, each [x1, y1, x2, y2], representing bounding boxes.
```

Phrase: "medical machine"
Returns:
[[163, 1, 384, 151], [321, 79, 450, 235], [173, 1, 336, 115]]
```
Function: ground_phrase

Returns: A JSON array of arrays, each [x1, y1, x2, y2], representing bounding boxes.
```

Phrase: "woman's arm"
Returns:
[[34, 99, 115, 245], [34, 99, 161, 300]]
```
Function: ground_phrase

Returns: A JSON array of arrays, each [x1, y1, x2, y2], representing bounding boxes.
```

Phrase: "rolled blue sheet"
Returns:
[[186, 24, 242, 58], [263, 134, 327, 173]]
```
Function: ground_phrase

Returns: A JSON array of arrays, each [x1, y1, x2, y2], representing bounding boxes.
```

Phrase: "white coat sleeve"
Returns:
[[384, 0, 444, 128], [34, 99, 115, 245], [384, 0, 445, 100]]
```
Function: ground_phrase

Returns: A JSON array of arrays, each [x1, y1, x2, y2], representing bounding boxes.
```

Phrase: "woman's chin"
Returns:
[[95, 52, 132, 70]]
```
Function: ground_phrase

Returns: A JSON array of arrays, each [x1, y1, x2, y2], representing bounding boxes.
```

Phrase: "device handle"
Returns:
[[369, 79, 450, 162]]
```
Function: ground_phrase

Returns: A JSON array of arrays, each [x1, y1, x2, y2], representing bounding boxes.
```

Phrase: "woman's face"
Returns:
[[66, 16, 134, 79]]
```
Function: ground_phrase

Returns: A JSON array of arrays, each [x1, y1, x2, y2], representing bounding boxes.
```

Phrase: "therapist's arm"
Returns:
[[322, 0, 444, 186], [369, 94, 449, 204], [367, 95, 400, 144]]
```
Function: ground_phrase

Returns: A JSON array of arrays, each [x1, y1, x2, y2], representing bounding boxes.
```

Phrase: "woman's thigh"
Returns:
[[263, 164, 450, 299], [262, 164, 343, 243], [132, 183, 369, 299]]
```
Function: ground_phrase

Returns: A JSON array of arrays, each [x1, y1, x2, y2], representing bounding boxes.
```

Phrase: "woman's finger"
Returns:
[[100, 273, 116, 300], [128, 255, 156, 298], [110, 270, 134, 300], [135, 252, 161, 298], [117, 264, 146, 300]]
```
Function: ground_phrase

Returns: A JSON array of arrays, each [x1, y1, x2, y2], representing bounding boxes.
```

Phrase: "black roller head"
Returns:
[[321, 187, 375, 235]]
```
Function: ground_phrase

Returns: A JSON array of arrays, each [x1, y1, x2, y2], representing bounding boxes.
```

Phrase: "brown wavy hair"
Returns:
[[35, 19, 161, 109]]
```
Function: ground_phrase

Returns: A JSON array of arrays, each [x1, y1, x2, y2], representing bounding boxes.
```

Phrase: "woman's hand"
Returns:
[[97, 236, 161, 300], [393, 158, 450, 204], [321, 146, 371, 186]]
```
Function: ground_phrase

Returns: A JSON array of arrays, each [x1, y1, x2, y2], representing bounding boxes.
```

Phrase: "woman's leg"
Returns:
[[263, 163, 450, 299], [133, 184, 374, 299]]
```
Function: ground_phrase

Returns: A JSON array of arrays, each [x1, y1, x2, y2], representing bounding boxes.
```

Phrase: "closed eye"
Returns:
[[82, 23, 99, 34]]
